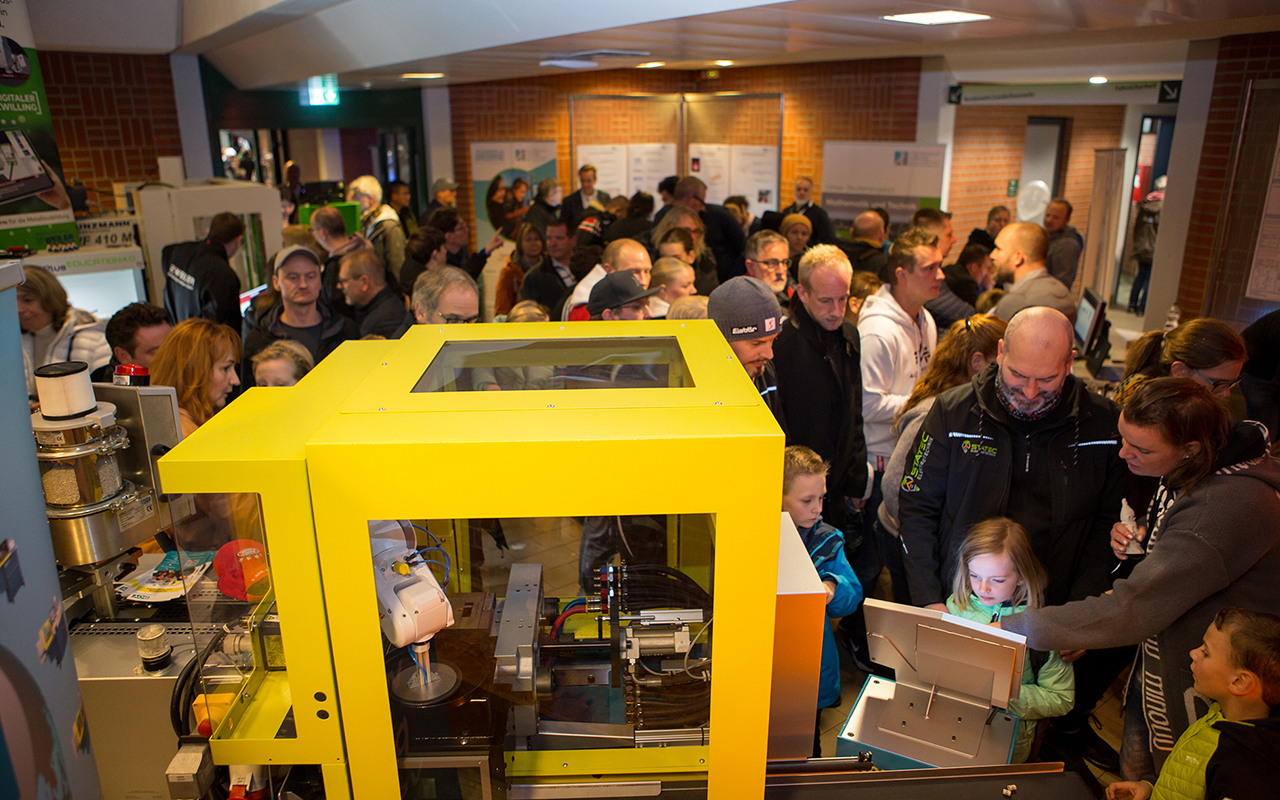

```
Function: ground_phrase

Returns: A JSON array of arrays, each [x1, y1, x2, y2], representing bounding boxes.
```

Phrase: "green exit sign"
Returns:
[[1007, 179, 1019, 197], [303, 74, 339, 106]]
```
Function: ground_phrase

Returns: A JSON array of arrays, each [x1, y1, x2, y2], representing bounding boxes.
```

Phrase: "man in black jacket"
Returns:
[[781, 176, 836, 245], [898, 306, 1123, 608], [338, 250, 404, 339], [163, 212, 244, 330], [897, 306, 1128, 773], [241, 246, 357, 387], [773, 244, 867, 535], [708, 276, 787, 436]]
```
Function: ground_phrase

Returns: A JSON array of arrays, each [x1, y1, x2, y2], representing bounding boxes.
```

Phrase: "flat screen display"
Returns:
[[1074, 288, 1102, 350]]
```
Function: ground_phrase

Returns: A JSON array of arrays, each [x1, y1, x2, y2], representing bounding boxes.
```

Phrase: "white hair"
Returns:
[[347, 175, 383, 206]]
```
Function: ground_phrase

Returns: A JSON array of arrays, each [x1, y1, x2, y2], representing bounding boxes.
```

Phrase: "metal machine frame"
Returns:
[[159, 321, 784, 800]]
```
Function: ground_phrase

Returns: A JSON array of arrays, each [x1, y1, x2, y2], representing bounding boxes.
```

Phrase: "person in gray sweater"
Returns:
[[999, 378, 1280, 781], [878, 313, 1007, 602]]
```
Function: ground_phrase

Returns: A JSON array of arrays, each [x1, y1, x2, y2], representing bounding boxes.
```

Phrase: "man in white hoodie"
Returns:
[[852, 226, 942, 609]]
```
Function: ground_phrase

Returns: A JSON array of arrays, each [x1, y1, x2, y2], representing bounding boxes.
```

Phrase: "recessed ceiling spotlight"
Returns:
[[1089, 76, 1108, 84], [715, 60, 734, 67], [882, 10, 991, 24], [637, 62, 665, 69], [401, 73, 445, 79]]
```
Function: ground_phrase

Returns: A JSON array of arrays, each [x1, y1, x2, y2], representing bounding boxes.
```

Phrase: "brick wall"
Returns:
[[1179, 32, 1280, 323], [449, 58, 920, 246], [948, 105, 1126, 261], [707, 59, 921, 198], [39, 52, 182, 210]]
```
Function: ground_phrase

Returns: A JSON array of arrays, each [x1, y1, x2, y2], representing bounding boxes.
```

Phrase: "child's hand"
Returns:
[[823, 580, 837, 604], [1105, 780, 1152, 800]]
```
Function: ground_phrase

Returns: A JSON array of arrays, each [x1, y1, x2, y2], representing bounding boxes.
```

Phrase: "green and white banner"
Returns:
[[0, 0, 77, 251]]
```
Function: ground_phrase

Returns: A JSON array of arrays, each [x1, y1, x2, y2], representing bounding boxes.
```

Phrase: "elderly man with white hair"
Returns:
[[348, 175, 407, 283]]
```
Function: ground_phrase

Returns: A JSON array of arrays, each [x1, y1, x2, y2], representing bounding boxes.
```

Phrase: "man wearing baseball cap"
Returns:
[[587, 270, 661, 321], [241, 245, 358, 388], [708, 276, 787, 432], [425, 178, 458, 218]]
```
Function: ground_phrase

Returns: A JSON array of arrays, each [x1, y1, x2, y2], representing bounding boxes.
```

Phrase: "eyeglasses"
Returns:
[[749, 258, 791, 273], [435, 311, 480, 324], [1190, 367, 1241, 393]]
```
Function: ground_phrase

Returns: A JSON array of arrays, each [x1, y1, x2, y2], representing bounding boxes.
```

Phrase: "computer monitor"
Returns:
[[1074, 288, 1106, 355]]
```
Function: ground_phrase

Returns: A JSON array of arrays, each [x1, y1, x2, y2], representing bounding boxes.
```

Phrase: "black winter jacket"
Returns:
[[773, 302, 868, 531], [241, 302, 358, 387], [163, 240, 242, 331], [897, 363, 1125, 606]]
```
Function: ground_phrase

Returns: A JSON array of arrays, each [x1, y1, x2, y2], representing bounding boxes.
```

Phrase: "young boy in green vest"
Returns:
[[1106, 607, 1280, 800]]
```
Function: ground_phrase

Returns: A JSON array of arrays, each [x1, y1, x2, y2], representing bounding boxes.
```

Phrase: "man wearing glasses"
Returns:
[[410, 266, 481, 326], [743, 230, 794, 313]]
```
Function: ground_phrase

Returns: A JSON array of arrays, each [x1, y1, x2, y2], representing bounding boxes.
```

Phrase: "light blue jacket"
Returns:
[[945, 593, 1075, 762], [797, 517, 863, 709]]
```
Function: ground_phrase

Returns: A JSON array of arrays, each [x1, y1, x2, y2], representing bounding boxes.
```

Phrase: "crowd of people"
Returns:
[[18, 169, 1280, 799]]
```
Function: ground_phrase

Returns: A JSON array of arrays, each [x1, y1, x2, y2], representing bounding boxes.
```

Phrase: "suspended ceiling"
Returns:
[[29, 0, 1280, 90]]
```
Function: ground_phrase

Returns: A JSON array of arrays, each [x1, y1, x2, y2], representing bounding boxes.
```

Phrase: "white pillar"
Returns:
[[1144, 38, 1219, 329], [423, 87, 454, 187], [918, 56, 957, 209], [170, 54, 214, 179], [317, 129, 344, 183]]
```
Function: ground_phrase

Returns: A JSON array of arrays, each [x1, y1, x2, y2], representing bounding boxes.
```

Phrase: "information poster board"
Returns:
[[688, 144, 731, 205], [0, 1, 77, 251], [821, 142, 946, 230], [729, 145, 780, 218], [1246, 129, 1280, 302], [575, 144, 628, 201], [469, 141, 557, 242], [628, 143, 677, 198]]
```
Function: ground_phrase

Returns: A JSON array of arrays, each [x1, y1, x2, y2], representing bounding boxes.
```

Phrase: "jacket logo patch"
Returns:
[[902, 433, 932, 492], [961, 439, 998, 457]]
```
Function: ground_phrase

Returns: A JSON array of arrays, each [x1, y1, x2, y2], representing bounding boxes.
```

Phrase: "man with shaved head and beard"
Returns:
[[896, 306, 1127, 786], [992, 222, 1077, 323]]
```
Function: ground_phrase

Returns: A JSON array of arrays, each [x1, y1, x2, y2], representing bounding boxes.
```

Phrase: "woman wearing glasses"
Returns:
[[1112, 317, 1246, 406]]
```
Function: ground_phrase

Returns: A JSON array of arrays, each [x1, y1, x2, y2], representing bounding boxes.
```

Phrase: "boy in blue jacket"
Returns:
[[782, 445, 864, 756]]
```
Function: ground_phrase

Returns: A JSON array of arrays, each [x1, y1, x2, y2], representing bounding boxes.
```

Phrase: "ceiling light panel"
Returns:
[[882, 10, 992, 25]]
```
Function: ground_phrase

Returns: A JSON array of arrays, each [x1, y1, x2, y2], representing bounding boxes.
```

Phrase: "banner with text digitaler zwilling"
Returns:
[[0, 0, 77, 251]]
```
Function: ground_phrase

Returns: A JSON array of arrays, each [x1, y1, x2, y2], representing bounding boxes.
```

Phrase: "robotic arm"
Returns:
[[369, 520, 454, 648]]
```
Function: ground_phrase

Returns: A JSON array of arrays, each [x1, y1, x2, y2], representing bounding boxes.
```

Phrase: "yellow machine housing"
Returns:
[[159, 321, 785, 800]]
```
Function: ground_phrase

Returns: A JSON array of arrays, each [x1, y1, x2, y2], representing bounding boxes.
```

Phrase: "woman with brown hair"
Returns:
[[999, 378, 1280, 781], [876, 313, 1008, 602], [150, 317, 258, 552], [1113, 317, 1247, 404], [875, 312, 1003, 599], [150, 317, 242, 436], [494, 222, 549, 317]]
